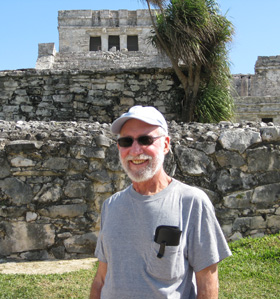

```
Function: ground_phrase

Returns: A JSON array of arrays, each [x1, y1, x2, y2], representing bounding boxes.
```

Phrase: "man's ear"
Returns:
[[163, 136, 170, 155]]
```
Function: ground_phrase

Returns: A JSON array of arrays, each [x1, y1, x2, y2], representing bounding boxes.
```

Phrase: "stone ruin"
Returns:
[[0, 9, 280, 261]]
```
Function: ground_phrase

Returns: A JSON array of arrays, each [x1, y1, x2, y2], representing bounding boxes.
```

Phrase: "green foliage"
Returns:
[[148, 0, 235, 122], [0, 235, 279, 298]]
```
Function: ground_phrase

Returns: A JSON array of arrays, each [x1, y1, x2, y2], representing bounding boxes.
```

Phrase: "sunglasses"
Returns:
[[117, 135, 165, 148]]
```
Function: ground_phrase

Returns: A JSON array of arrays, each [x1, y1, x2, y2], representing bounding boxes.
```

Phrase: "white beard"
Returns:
[[120, 152, 165, 183]]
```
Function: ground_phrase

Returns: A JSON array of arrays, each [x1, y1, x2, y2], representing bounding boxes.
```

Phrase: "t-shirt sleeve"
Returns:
[[94, 202, 108, 263], [186, 193, 232, 273]]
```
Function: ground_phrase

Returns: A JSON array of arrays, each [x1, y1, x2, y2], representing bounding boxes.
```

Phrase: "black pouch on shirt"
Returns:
[[154, 225, 182, 258]]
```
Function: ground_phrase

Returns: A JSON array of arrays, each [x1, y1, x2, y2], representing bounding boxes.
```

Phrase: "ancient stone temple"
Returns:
[[233, 56, 280, 124], [36, 9, 171, 71], [34, 9, 280, 124]]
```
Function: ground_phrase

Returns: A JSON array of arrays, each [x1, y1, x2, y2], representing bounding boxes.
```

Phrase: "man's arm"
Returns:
[[89, 261, 107, 299], [195, 263, 219, 299]]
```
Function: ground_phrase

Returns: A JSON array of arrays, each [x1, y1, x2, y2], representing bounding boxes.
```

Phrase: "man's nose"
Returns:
[[129, 139, 144, 155]]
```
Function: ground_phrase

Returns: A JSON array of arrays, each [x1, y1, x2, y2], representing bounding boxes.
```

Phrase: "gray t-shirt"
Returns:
[[95, 179, 231, 298]]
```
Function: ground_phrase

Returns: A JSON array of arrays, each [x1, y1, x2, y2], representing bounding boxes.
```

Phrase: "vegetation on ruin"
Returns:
[[0, 234, 279, 298], [144, 0, 235, 122]]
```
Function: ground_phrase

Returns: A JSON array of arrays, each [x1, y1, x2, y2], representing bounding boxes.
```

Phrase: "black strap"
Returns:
[[157, 241, 166, 258]]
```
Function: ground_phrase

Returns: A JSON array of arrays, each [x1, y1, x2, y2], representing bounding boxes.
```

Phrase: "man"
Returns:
[[90, 106, 231, 299]]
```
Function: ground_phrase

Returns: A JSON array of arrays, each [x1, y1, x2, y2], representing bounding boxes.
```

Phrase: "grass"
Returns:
[[0, 234, 279, 298], [219, 234, 280, 298]]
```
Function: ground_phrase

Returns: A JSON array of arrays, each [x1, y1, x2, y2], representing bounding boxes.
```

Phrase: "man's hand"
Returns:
[[195, 263, 219, 299]]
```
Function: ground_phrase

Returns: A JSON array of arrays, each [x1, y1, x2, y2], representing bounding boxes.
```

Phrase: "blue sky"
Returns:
[[0, 0, 279, 74]]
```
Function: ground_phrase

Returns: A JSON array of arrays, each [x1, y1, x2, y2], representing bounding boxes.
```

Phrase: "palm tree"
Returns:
[[142, 0, 234, 122]]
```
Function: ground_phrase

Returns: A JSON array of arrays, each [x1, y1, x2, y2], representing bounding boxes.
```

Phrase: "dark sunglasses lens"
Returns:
[[138, 136, 154, 145], [118, 137, 133, 147]]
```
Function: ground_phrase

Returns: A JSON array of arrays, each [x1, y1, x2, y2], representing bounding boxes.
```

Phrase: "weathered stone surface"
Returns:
[[215, 150, 246, 168], [64, 180, 93, 199], [247, 146, 280, 172], [175, 146, 211, 175], [26, 211, 38, 222], [64, 232, 98, 254], [0, 121, 279, 260], [0, 158, 10, 178], [218, 129, 261, 154], [39, 204, 88, 218], [0, 222, 55, 256], [10, 156, 36, 167], [261, 126, 280, 142], [0, 178, 33, 206], [34, 184, 63, 203], [252, 183, 280, 208], [42, 157, 69, 170], [223, 190, 253, 209]]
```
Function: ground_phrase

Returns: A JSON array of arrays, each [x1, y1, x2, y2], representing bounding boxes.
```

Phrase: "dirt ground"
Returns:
[[0, 258, 98, 274]]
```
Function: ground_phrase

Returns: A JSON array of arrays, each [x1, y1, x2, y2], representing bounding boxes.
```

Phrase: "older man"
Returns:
[[90, 106, 231, 299]]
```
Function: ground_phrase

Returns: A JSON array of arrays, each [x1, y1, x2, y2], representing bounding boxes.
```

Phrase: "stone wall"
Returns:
[[232, 55, 280, 124], [0, 120, 280, 260], [0, 68, 182, 123]]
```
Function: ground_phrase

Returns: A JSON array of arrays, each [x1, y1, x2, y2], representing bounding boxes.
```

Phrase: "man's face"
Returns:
[[118, 119, 170, 183]]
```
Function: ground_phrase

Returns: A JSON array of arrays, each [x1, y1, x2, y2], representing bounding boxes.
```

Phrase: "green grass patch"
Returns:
[[0, 235, 279, 298], [219, 234, 280, 298]]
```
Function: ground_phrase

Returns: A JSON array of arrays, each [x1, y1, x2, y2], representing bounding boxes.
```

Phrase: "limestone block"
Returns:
[[5, 140, 43, 152], [87, 170, 111, 183], [0, 222, 55, 256], [229, 231, 243, 241], [174, 145, 211, 175], [42, 157, 69, 170], [261, 126, 280, 142], [10, 156, 36, 167], [0, 158, 11, 178], [215, 150, 246, 168], [252, 183, 280, 208], [218, 129, 261, 154], [64, 232, 98, 254], [26, 212, 38, 222], [79, 146, 105, 159], [39, 204, 87, 218], [69, 158, 88, 172], [194, 141, 216, 155], [20, 250, 49, 261], [267, 215, 280, 232], [95, 135, 111, 147], [106, 82, 124, 91], [223, 190, 253, 209], [0, 178, 33, 206], [94, 182, 114, 193], [64, 180, 94, 199], [232, 216, 266, 233], [104, 145, 123, 172], [216, 169, 243, 193], [34, 185, 63, 203], [247, 146, 280, 172], [158, 79, 173, 91]]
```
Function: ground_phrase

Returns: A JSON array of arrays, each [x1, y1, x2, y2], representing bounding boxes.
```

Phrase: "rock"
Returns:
[[219, 129, 261, 154], [39, 204, 88, 218], [26, 212, 38, 222], [0, 222, 55, 256], [0, 178, 33, 206], [175, 146, 211, 176], [64, 232, 98, 254]]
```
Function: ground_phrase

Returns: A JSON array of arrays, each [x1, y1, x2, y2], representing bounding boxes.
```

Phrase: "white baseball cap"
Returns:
[[111, 105, 168, 134]]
